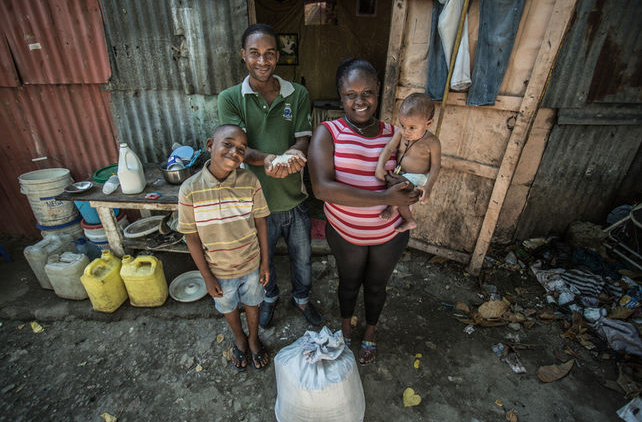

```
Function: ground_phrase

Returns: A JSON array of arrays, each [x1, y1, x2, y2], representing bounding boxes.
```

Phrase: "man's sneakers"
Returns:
[[259, 297, 323, 327], [259, 299, 278, 328], [291, 298, 323, 326]]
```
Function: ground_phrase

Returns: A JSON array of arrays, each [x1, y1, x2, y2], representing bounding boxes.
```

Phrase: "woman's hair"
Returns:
[[335, 58, 378, 92], [241, 23, 278, 49]]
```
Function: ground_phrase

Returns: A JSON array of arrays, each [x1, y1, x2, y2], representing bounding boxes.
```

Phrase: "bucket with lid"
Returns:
[[19, 168, 79, 227]]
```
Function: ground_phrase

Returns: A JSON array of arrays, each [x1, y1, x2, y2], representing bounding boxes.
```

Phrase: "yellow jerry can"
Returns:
[[120, 255, 168, 307], [80, 250, 127, 313]]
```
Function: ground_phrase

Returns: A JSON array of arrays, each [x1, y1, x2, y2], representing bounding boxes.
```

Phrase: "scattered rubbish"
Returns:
[[502, 352, 526, 374], [216, 334, 224, 344], [616, 396, 642, 422], [447, 376, 463, 383], [478, 301, 508, 319], [100, 413, 118, 422], [413, 359, 420, 369], [455, 301, 470, 312], [78, 361, 87, 367], [441, 302, 455, 309], [583, 307, 606, 322], [30, 321, 44, 333], [594, 318, 642, 357], [402, 387, 421, 407], [508, 323, 521, 331], [495, 399, 504, 407], [195, 364, 203, 372], [505, 251, 518, 266], [464, 325, 475, 335], [492, 343, 505, 356], [222, 347, 233, 361], [415, 353, 422, 358], [505, 408, 518, 422], [536, 359, 574, 383], [522, 238, 548, 250], [350, 315, 358, 327], [17, 324, 24, 330]]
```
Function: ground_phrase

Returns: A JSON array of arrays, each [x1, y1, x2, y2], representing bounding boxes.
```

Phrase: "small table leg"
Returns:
[[96, 207, 126, 257]]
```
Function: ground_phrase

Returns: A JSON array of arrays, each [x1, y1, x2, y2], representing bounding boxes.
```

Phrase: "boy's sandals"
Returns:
[[250, 343, 269, 371], [359, 340, 376, 365], [231, 344, 248, 371]]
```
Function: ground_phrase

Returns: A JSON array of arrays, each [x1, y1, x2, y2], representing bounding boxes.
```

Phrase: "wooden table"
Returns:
[[57, 164, 183, 256]]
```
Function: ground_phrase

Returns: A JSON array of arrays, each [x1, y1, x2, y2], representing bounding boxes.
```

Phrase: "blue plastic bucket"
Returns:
[[74, 201, 119, 225]]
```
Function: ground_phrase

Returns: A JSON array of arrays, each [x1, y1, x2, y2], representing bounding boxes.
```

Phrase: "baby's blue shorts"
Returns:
[[213, 269, 264, 314]]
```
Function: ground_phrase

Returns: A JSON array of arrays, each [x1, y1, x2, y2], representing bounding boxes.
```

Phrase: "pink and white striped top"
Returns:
[[321, 118, 401, 245]]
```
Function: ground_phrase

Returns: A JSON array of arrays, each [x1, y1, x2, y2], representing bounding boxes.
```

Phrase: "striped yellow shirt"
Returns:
[[178, 162, 270, 278]]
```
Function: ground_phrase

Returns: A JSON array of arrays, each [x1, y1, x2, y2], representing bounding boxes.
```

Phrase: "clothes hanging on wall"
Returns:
[[425, 0, 472, 100], [465, 0, 526, 106]]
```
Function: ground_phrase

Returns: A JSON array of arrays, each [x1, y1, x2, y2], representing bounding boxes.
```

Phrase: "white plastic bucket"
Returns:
[[39, 216, 84, 240], [19, 168, 79, 227]]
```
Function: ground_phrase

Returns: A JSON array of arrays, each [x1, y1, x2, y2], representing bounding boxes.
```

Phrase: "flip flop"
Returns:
[[250, 344, 269, 371], [231, 344, 248, 371], [359, 340, 376, 365]]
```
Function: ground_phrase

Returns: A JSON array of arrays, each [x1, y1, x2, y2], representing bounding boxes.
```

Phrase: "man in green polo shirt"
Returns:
[[218, 23, 322, 328]]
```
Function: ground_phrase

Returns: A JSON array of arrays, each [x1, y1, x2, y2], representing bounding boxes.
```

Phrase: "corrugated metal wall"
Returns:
[[101, 0, 247, 163], [516, 0, 642, 238], [0, 0, 248, 237]]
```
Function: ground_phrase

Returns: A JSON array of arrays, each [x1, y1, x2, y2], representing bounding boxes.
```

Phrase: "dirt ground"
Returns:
[[0, 235, 631, 422]]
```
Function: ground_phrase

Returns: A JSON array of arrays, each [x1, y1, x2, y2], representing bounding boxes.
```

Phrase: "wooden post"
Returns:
[[96, 206, 126, 257], [380, 0, 408, 124], [467, 0, 578, 275], [247, 0, 256, 25]]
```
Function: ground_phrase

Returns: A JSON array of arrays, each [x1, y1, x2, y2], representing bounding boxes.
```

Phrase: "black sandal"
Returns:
[[231, 344, 248, 371], [250, 344, 269, 371]]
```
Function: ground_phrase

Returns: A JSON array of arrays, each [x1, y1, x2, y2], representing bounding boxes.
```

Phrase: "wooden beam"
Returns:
[[89, 201, 177, 212], [380, 0, 408, 124], [396, 87, 523, 112], [467, 0, 578, 275], [247, 0, 256, 25], [408, 239, 470, 264], [442, 155, 499, 179], [96, 206, 126, 257]]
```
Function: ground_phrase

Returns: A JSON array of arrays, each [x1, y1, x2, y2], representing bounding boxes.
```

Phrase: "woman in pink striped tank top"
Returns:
[[309, 59, 420, 365]]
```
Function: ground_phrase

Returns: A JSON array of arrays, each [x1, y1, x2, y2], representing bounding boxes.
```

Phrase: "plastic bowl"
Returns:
[[160, 162, 191, 185]]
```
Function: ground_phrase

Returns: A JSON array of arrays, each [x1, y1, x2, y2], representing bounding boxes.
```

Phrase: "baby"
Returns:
[[375, 93, 441, 232]]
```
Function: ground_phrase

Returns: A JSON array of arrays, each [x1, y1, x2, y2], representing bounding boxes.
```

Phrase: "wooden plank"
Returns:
[[395, 87, 523, 112], [96, 206, 126, 257], [247, 0, 256, 25], [89, 201, 177, 211], [442, 155, 499, 179], [467, 0, 578, 275], [380, 0, 408, 124], [408, 239, 470, 264]]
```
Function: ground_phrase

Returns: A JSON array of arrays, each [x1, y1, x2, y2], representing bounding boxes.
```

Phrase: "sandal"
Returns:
[[250, 343, 269, 371], [231, 344, 248, 371], [359, 340, 376, 365]]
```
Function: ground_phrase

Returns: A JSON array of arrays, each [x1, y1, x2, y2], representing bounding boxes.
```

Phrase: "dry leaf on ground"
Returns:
[[506, 408, 518, 421], [537, 359, 574, 382], [403, 388, 421, 407], [478, 301, 508, 319]]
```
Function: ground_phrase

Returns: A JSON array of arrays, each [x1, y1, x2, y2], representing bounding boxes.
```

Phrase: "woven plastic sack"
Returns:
[[274, 327, 365, 422]]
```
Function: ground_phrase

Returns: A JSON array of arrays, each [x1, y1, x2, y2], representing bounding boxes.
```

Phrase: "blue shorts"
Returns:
[[213, 269, 264, 314]]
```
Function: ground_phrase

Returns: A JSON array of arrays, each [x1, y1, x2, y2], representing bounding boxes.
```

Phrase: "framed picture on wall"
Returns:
[[277, 34, 298, 65]]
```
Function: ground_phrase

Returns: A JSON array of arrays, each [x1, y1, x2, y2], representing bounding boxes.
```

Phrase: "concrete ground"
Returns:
[[0, 235, 631, 422]]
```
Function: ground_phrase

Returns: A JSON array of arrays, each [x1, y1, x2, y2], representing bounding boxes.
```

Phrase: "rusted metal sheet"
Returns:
[[102, 0, 247, 94], [515, 124, 642, 238], [0, 35, 20, 87], [0, 0, 110, 85], [0, 85, 118, 237], [109, 90, 218, 163], [543, 0, 642, 108]]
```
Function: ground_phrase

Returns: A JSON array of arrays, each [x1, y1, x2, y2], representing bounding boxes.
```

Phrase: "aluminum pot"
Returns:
[[159, 162, 191, 185]]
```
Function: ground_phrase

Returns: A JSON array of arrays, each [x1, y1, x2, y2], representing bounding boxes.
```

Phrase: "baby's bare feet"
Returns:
[[395, 219, 417, 232], [380, 206, 394, 220]]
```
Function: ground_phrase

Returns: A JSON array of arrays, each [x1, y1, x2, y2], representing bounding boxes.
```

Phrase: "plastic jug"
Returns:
[[120, 255, 168, 307], [24, 234, 74, 289], [117, 143, 146, 194], [45, 252, 90, 300], [80, 250, 128, 313]]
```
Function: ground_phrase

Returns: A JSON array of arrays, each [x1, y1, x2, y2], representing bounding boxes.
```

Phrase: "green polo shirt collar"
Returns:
[[241, 75, 295, 98]]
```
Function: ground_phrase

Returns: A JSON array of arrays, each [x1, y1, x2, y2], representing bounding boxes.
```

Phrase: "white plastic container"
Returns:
[[81, 213, 129, 244], [117, 143, 146, 194], [18, 168, 79, 226], [24, 234, 75, 289], [45, 252, 90, 300]]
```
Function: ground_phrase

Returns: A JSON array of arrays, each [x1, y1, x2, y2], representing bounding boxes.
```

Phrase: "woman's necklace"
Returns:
[[344, 115, 378, 135]]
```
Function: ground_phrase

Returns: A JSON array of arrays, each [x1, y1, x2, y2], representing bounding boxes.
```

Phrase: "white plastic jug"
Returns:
[[45, 252, 90, 300], [117, 143, 146, 194], [24, 234, 74, 289]]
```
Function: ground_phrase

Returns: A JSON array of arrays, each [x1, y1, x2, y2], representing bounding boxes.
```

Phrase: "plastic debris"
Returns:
[[78, 361, 87, 367], [492, 343, 505, 356], [30, 321, 44, 333], [464, 325, 475, 335], [536, 359, 574, 383], [617, 396, 642, 422], [495, 399, 504, 407], [402, 387, 421, 407], [502, 352, 526, 374], [505, 251, 518, 266], [594, 318, 642, 357]]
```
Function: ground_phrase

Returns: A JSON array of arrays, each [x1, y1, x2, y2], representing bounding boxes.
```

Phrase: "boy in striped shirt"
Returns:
[[178, 124, 271, 371]]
